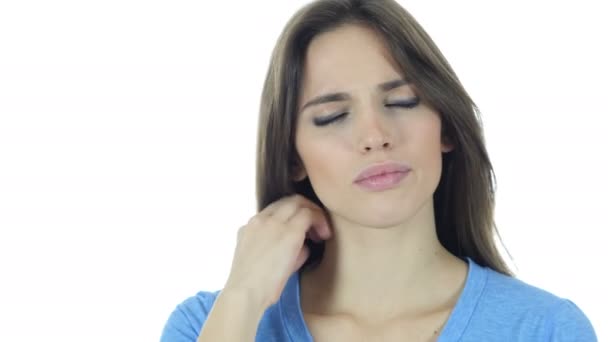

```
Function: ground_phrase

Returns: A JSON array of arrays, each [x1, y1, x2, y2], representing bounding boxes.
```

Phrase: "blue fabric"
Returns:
[[160, 257, 597, 341]]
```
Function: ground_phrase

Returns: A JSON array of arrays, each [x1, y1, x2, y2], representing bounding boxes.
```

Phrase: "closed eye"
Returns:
[[385, 97, 420, 109], [313, 97, 420, 127], [313, 112, 348, 126]]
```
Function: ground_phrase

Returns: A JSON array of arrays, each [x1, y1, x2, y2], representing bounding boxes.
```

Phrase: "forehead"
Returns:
[[300, 24, 404, 95]]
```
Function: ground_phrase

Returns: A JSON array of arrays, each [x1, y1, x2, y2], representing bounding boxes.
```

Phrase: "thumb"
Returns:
[[292, 244, 310, 273]]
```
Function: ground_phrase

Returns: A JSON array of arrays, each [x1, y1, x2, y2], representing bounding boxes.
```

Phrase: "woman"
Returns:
[[161, 0, 596, 340]]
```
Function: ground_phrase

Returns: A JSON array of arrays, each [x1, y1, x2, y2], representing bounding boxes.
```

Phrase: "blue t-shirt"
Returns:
[[160, 257, 597, 341]]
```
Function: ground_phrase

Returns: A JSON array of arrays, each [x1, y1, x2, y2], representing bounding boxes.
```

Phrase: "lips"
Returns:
[[354, 161, 412, 183]]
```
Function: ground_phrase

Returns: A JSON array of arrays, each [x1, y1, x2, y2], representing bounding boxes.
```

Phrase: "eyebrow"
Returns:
[[299, 78, 411, 112]]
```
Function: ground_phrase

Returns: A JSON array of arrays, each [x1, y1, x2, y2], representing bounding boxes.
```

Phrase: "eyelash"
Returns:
[[313, 97, 420, 127]]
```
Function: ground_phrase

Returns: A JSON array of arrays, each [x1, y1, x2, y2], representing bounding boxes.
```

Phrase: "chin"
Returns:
[[334, 202, 416, 229], [355, 211, 413, 229], [338, 192, 432, 229]]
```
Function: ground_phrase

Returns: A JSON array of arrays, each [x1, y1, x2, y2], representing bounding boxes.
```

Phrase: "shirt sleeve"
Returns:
[[550, 299, 597, 342], [160, 292, 215, 342]]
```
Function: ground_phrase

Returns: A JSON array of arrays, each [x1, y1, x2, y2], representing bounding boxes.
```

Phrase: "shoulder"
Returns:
[[468, 264, 597, 341], [160, 290, 221, 342]]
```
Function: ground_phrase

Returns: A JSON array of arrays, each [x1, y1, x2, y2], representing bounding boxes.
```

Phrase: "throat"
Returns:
[[298, 253, 468, 325]]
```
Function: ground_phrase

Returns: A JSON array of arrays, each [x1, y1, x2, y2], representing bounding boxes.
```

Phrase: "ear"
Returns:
[[292, 167, 308, 182], [290, 156, 308, 182], [441, 135, 454, 153], [439, 121, 454, 153]]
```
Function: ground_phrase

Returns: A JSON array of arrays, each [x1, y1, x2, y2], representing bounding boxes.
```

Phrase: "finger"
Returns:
[[306, 228, 321, 242], [303, 206, 330, 240], [257, 194, 301, 218], [316, 217, 332, 240], [289, 206, 328, 240], [257, 198, 284, 217], [267, 194, 323, 222], [286, 196, 330, 240], [270, 198, 301, 223], [259, 194, 330, 239], [292, 244, 310, 272]]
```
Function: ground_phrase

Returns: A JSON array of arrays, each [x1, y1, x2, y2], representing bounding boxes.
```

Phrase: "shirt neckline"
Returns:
[[279, 256, 488, 341]]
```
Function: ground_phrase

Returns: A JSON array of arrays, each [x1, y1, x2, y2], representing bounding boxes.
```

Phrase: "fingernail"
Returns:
[[323, 223, 331, 238]]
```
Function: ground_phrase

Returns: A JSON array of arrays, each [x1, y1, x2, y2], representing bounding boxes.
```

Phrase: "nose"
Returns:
[[357, 113, 394, 153]]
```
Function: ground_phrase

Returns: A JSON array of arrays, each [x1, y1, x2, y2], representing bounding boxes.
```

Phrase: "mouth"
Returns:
[[354, 160, 412, 182], [354, 169, 410, 191]]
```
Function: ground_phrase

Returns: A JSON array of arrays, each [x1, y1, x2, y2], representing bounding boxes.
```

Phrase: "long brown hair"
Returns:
[[256, 0, 513, 276]]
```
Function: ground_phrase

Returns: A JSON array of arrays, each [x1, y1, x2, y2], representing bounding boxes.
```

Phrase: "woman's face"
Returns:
[[294, 24, 452, 228]]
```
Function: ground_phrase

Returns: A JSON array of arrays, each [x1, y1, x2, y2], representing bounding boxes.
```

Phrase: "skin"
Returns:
[[293, 24, 468, 340]]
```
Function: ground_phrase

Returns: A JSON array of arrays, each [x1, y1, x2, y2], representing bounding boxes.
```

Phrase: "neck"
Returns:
[[299, 199, 467, 323]]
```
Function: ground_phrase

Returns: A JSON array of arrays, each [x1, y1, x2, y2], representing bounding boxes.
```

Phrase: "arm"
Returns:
[[196, 289, 266, 342], [160, 289, 267, 342], [550, 299, 597, 342]]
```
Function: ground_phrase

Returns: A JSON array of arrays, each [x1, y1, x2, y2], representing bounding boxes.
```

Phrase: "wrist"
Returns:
[[218, 286, 269, 317]]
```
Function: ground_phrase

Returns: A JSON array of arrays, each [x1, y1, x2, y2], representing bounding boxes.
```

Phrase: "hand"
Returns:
[[223, 194, 332, 310]]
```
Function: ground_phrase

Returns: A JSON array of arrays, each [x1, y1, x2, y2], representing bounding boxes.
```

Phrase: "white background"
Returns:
[[1, 1, 606, 341]]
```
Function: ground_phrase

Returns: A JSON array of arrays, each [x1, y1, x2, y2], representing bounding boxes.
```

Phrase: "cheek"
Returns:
[[296, 132, 350, 192], [399, 114, 443, 169], [299, 139, 339, 179], [408, 113, 442, 150], [414, 117, 444, 179]]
